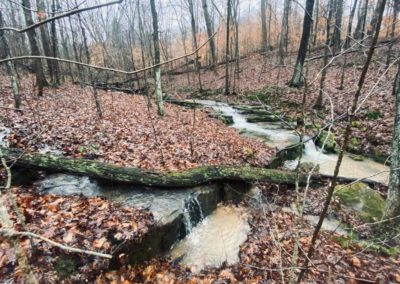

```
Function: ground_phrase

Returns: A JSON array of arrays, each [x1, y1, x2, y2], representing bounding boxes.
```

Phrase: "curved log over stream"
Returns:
[[0, 147, 304, 187]]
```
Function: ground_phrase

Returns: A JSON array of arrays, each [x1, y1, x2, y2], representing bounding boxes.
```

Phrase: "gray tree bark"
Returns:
[[279, 0, 291, 64], [150, 0, 164, 116], [22, 0, 48, 96], [201, 0, 217, 68], [261, 0, 268, 51]]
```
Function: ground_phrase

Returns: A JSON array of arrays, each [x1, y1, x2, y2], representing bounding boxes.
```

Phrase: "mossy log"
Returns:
[[0, 147, 304, 188]]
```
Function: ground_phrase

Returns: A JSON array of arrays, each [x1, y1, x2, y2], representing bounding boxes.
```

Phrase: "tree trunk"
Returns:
[[367, 0, 387, 36], [314, 0, 334, 109], [150, 0, 164, 116], [0, 147, 303, 187], [332, 0, 344, 53], [201, 0, 217, 68], [261, 0, 268, 51], [279, 0, 291, 65], [354, 0, 369, 40], [339, 0, 359, 89], [224, 0, 232, 95], [187, 0, 203, 91], [385, 0, 399, 67], [383, 57, 400, 222], [312, 0, 320, 46], [22, 0, 48, 96], [51, 0, 60, 85], [0, 11, 21, 109], [289, 0, 315, 87], [36, 0, 55, 84]]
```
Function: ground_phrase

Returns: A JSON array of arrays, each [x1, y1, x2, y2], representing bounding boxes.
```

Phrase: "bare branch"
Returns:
[[0, 0, 123, 33], [0, 228, 112, 259], [0, 31, 218, 75]]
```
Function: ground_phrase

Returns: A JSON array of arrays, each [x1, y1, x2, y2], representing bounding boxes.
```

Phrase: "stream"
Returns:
[[195, 100, 390, 185], [1, 99, 391, 272]]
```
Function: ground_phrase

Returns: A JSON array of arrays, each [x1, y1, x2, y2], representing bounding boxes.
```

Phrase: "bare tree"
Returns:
[[150, 0, 164, 115], [289, 0, 315, 87], [261, 0, 268, 51], [354, 0, 369, 40], [201, 0, 217, 68], [279, 0, 291, 64], [22, 0, 48, 96]]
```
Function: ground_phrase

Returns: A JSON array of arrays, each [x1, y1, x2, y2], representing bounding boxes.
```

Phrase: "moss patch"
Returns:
[[334, 182, 384, 222], [315, 131, 337, 153], [55, 255, 77, 278], [347, 137, 363, 154]]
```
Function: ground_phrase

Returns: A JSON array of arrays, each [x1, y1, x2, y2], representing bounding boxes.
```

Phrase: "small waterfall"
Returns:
[[182, 194, 204, 234]]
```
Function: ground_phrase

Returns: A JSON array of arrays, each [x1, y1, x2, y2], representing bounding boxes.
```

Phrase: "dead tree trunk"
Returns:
[[386, 0, 399, 67], [224, 0, 232, 95]]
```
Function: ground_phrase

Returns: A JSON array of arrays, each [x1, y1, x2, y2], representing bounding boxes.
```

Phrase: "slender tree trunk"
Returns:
[[224, 0, 232, 95], [279, 0, 291, 65], [340, 0, 359, 89], [187, 0, 203, 91], [367, 0, 386, 36], [332, 0, 344, 53], [150, 0, 164, 116], [386, 0, 399, 67], [36, 0, 55, 84], [201, 0, 217, 68], [22, 0, 48, 96], [0, 11, 21, 109], [137, 1, 151, 106], [77, 13, 102, 118], [312, 0, 320, 46], [354, 0, 369, 40], [289, 0, 315, 87], [298, 0, 387, 281], [314, 0, 334, 109], [51, 0, 60, 85], [261, 0, 268, 51], [69, 17, 82, 82], [383, 57, 400, 223]]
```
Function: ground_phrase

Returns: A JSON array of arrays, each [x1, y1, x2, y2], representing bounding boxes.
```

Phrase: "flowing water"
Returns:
[[169, 205, 250, 273], [195, 100, 390, 185]]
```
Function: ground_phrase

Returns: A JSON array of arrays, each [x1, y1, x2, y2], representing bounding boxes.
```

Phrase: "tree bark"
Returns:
[[0, 11, 21, 110], [22, 0, 48, 96], [261, 0, 268, 51], [332, 0, 344, 53], [36, 0, 55, 84], [354, 0, 369, 40], [279, 0, 291, 65], [187, 0, 203, 91], [0, 147, 303, 187], [385, 0, 399, 67], [150, 0, 164, 116], [383, 57, 400, 222], [289, 0, 315, 87], [201, 0, 217, 68], [224, 0, 232, 95]]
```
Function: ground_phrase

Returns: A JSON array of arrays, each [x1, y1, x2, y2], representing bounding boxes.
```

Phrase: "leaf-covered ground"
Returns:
[[168, 49, 396, 159], [0, 187, 154, 282], [0, 76, 273, 171], [95, 183, 400, 283]]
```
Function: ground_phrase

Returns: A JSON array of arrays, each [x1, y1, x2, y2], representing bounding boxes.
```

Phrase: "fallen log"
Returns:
[[0, 147, 303, 187]]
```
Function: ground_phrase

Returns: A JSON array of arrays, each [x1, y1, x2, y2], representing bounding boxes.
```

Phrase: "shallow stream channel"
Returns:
[[10, 99, 391, 272]]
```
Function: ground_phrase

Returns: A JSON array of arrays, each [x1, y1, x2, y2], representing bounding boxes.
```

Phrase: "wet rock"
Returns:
[[246, 114, 280, 123], [208, 112, 234, 125], [315, 131, 337, 153], [334, 182, 384, 222]]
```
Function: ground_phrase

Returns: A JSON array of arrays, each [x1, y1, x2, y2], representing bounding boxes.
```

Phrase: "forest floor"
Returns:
[[166, 48, 396, 161], [0, 48, 399, 283]]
